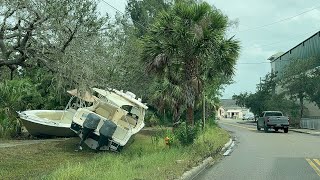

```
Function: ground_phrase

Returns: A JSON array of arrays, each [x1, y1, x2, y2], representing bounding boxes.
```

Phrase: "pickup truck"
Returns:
[[257, 111, 289, 133]]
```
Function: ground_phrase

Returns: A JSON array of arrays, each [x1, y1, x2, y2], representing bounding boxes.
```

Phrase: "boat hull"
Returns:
[[18, 110, 77, 137], [20, 118, 76, 137]]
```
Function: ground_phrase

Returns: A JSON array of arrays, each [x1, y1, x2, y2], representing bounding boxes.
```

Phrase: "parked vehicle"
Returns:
[[256, 111, 289, 133], [242, 113, 254, 120]]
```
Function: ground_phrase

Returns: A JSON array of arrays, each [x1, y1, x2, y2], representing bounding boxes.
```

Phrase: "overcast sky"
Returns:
[[98, 0, 320, 99]]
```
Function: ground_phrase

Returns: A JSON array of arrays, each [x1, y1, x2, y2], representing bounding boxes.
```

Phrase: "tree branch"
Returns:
[[4, 32, 21, 39], [34, 57, 60, 74], [0, 37, 7, 59], [0, 56, 26, 66], [61, 27, 77, 53], [0, 9, 16, 59]]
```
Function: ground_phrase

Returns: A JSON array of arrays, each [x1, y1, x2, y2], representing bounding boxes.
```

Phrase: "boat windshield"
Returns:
[[92, 88, 148, 110], [65, 89, 98, 110], [122, 105, 140, 118], [67, 89, 98, 102]]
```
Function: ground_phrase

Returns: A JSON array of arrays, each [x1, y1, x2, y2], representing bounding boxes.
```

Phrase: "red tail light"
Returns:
[[288, 117, 290, 123]]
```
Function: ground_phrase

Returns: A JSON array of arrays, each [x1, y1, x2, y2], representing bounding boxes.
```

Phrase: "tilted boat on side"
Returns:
[[18, 89, 97, 137], [71, 88, 148, 152]]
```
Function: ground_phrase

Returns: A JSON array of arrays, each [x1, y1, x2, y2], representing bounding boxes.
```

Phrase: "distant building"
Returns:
[[217, 99, 249, 119], [267, 31, 320, 118]]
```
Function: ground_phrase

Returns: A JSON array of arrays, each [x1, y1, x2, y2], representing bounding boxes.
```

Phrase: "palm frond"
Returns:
[[146, 53, 169, 73]]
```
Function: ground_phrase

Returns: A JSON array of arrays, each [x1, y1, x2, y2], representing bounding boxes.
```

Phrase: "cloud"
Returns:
[[242, 44, 277, 60], [98, 0, 320, 99], [210, 0, 320, 98], [291, 9, 320, 22]]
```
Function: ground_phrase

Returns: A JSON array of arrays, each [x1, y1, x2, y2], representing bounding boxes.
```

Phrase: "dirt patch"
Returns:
[[139, 127, 172, 136], [0, 138, 69, 148]]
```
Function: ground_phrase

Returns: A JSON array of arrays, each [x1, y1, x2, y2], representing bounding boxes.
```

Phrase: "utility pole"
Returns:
[[259, 77, 262, 91], [202, 93, 205, 130]]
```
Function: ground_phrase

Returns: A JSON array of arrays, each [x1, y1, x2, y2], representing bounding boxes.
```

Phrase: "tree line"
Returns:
[[0, 0, 240, 138]]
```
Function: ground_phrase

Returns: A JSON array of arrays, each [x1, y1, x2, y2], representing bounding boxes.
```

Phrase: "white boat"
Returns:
[[70, 88, 148, 152], [18, 89, 97, 137]]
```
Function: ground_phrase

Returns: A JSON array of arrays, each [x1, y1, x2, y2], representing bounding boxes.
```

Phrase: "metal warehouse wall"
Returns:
[[272, 31, 320, 76], [270, 31, 320, 119]]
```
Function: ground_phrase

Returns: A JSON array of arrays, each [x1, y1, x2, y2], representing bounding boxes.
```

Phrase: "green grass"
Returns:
[[0, 125, 229, 180], [0, 138, 96, 179]]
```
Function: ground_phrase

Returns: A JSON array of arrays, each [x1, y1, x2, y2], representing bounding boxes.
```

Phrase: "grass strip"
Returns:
[[0, 125, 229, 180]]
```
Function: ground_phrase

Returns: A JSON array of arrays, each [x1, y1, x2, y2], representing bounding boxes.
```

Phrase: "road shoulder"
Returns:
[[179, 138, 233, 180]]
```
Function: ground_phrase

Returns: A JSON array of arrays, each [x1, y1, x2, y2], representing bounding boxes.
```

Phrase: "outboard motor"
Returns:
[[77, 113, 100, 150], [96, 120, 117, 151]]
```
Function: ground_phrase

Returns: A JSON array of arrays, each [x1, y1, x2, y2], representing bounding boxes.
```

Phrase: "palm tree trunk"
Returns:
[[173, 104, 183, 130], [172, 105, 178, 131], [10, 68, 14, 80], [202, 93, 205, 129], [185, 58, 197, 126], [187, 106, 194, 126]]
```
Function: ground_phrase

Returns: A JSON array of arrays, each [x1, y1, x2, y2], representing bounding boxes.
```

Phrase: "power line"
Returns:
[[101, 1, 317, 66], [101, 0, 124, 15], [101, 0, 148, 31], [243, 28, 320, 49], [257, 31, 317, 48], [237, 29, 320, 64], [233, 4, 320, 33], [102, 0, 318, 49], [237, 62, 270, 65]]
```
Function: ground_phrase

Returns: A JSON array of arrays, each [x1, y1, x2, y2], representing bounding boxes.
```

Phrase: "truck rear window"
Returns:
[[265, 112, 283, 116]]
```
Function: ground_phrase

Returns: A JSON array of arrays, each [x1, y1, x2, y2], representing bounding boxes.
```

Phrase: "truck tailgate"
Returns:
[[268, 116, 289, 125]]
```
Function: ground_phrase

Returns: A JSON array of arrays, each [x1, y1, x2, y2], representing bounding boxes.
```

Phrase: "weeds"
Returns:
[[46, 126, 228, 180], [0, 123, 229, 180]]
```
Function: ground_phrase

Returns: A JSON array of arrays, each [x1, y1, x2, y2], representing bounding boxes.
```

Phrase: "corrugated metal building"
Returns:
[[267, 31, 320, 129], [268, 31, 320, 76]]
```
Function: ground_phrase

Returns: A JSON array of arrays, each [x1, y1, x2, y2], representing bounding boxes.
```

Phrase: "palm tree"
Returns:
[[149, 69, 185, 128], [142, 1, 240, 126]]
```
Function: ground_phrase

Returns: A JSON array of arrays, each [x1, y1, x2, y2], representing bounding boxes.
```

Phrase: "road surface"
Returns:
[[196, 118, 320, 180]]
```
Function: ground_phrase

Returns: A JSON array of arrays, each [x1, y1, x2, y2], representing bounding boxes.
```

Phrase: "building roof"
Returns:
[[270, 30, 320, 63], [226, 109, 242, 113], [220, 99, 243, 109], [267, 52, 284, 61], [269, 30, 320, 77]]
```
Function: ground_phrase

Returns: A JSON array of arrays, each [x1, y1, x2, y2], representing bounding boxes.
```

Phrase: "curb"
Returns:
[[290, 129, 320, 136], [179, 138, 233, 180], [221, 138, 232, 152], [237, 123, 320, 136], [236, 122, 256, 126], [223, 141, 235, 156]]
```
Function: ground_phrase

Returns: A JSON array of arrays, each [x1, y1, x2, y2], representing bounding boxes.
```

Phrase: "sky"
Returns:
[[98, 0, 320, 99]]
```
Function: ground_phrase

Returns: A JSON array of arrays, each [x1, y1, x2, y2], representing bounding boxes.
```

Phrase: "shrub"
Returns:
[[0, 115, 21, 138], [144, 111, 160, 127], [174, 122, 200, 146], [0, 78, 42, 138]]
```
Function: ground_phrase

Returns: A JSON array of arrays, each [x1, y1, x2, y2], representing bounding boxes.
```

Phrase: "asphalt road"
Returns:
[[196, 118, 320, 180]]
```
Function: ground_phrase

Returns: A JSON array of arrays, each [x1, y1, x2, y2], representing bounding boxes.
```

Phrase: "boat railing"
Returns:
[[60, 96, 75, 121]]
